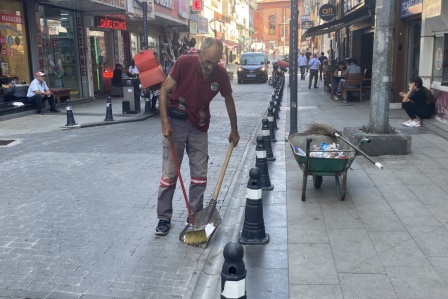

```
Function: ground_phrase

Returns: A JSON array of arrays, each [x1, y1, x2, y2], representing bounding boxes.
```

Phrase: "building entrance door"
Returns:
[[406, 19, 421, 82], [89, 30, 113, 94]]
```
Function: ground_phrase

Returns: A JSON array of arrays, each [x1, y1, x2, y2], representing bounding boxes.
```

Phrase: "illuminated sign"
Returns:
[[95, 16, 126, 30], [192, 0, 203, 11]]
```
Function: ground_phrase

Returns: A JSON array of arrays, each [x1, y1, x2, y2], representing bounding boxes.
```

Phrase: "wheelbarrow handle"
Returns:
[[333, 132, 384, 169]]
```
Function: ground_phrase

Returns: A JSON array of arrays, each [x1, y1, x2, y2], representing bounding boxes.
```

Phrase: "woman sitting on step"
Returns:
[[400, 76, 436, 128]]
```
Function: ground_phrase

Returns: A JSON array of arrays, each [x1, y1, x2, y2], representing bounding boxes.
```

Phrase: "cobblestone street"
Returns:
[[0, 80, 272, 298]]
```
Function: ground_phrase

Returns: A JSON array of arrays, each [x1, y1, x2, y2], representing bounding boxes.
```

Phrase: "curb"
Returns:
[[61, 112, 159, 129], [185, 107, 267, 299]]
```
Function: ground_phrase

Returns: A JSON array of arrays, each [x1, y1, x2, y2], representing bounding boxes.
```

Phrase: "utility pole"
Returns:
[[364, 0, 395, 134], [134, 0, 148, 50], [289, 0, 299, 134]]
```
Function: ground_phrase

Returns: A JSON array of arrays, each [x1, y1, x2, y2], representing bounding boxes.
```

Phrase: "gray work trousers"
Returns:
[[157, 117, 208, 222]]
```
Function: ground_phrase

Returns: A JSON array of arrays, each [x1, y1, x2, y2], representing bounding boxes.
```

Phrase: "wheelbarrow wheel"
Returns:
[[335, 173, 347, 201], [313, 175, 323, 188]]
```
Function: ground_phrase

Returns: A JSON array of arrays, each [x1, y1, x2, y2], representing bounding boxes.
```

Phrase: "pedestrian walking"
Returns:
[[154, 37, 240, 235], [308, 54, 321, 89], [298, 52, 307, 80], [318, 52, 328, 81]]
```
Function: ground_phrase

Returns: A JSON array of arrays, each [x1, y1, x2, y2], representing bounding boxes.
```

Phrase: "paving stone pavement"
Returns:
[[0, 74, 269, 299], [2, 66, 448, 299]]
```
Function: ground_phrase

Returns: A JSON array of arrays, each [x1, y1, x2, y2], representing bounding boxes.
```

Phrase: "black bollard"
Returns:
[[261, 118, 275, 161], [65, 99, 77, 126], [270, 99, 279, 120], [221, 241, 247, 299], [269, 101, 279, 130], [238, 167, 269, 244], [143, 89, 151, 114], [255, 136, 274, 191], [104, 96, 114, 121], [267, 107, 277, 142]]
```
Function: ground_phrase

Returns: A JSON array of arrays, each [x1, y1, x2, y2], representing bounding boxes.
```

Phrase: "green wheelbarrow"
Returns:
[[287, 133, 369, 201]]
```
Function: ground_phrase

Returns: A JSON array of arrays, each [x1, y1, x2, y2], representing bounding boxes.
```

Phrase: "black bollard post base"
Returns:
[[238, 233, 269, 245]]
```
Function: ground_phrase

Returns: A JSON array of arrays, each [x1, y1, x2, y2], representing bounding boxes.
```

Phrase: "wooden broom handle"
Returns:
[[211, 142, 234, 203]]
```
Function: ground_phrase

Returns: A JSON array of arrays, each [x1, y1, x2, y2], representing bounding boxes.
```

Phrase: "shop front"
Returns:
[[421, 1, 448, 124], [0, 0, 30, 103], [37, 5, 82, 99]]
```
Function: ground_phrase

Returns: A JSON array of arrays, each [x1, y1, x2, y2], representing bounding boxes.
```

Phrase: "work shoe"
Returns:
[[155, 220, 171, 235], [403, 120, 413, 126], [404, 120, 421, 127], [50, 109, 61, 113]]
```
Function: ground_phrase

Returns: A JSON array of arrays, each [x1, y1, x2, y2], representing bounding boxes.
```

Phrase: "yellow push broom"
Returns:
[[179, 142, 234, 247]]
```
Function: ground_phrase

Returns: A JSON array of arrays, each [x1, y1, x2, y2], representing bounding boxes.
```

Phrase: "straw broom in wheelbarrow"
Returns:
[[179, 142, 235, 247], [303, 123, 384, 169]]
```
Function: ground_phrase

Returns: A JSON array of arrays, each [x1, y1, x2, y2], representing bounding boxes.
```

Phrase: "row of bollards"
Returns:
[[64, 94, 160, 127], [221, 71, 285, 298]]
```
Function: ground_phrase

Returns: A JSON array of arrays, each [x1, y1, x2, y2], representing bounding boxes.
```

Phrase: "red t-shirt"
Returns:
[[168, 55, 232, 132]]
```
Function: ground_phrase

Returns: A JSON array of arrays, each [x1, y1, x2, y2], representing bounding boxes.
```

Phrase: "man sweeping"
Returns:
[[154, 37, 240, 236]]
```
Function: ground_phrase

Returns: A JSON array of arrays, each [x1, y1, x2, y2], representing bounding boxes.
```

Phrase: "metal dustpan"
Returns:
[[179, 143, 234, 247]]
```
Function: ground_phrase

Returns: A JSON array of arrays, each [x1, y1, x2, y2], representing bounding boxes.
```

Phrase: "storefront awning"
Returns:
[[302, 5, 373, 41]]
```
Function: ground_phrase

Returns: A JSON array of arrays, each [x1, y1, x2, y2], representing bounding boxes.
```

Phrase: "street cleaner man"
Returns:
[[155, 37, 240, 235]]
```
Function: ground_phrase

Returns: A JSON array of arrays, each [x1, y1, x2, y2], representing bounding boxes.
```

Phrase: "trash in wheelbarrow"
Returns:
[[293, 142, 347, 159]]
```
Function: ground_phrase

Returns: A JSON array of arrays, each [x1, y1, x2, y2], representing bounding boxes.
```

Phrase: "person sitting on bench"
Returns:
[[26, 71, 61, 114], [3, 79, 27, 102]]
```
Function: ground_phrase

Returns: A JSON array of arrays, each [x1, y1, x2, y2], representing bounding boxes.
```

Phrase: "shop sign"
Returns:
[[424, 0, 441, 18], [95, 16, 127, 30], [178, 0, 189, 18], [400, 0, 422, 18], [0, 13, 22, 24], [301, 15, 310, 22], [90, 0, 126, 9], [301, 21, 314, 29], [198, 16, 208, 33], [190, 21, 198, 35], [435, 48, 443, 70], [155, 0, 174, 10], [319, 4, 336, 22], [77, 17, 87, 76]]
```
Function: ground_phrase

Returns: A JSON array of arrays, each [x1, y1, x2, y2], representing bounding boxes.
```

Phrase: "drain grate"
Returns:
[[0, 140, 16, 146]]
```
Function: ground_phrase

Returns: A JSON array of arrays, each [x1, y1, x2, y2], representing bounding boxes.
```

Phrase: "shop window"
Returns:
[[432, 34, 448, 86], [0, 0, 30, 86], [38, 6, 80, 97]]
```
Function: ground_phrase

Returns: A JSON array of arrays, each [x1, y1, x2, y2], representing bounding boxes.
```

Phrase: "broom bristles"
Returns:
[[302, 123, 341, 136], [184, 228, 208, 246]]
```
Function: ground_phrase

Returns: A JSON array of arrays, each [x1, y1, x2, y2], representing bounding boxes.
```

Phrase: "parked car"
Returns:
[[236, 52, 270, 84]]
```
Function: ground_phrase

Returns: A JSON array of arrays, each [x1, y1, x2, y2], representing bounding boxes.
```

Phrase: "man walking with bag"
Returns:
[[308, 54, 321, 89]]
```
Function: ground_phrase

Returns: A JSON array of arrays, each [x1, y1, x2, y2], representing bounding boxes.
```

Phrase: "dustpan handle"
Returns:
[[210, 142, 234, 205]]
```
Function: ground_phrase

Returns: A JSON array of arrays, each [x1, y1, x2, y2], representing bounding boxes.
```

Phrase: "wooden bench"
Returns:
[[50, 88, 71, 103]]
